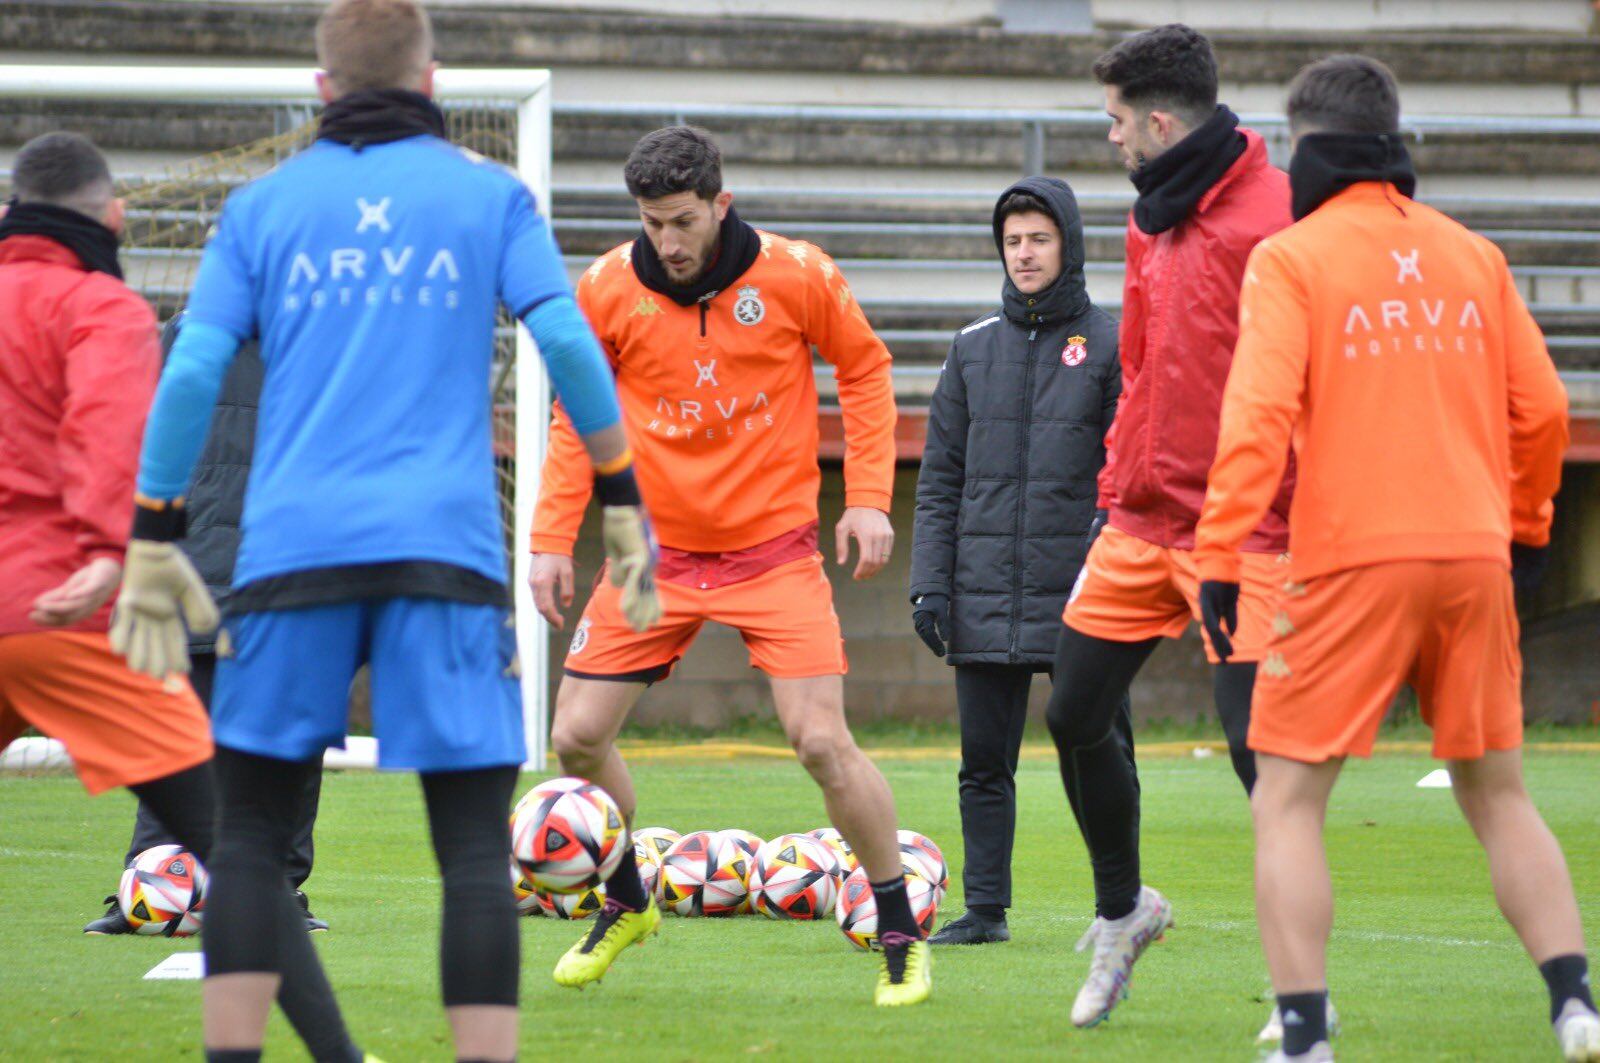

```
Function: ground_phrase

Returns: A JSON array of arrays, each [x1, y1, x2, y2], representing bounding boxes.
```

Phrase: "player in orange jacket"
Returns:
[[1193, 57, 1595, 1063], [528, 127, 931, 1006]]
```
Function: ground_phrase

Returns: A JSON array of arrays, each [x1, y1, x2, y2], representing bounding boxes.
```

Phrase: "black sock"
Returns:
[[871, 876, 920, 939], [604, 846, 648, 911], [205, 1051, 262, 1063], [1541, 954, 1596, 1023], [968, 903, 1004, 923], [1277, 991, 1329, 1056]]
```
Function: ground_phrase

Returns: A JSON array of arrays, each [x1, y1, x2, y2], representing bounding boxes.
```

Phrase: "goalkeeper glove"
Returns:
[[602, 506, 661, 633], [109, 499, 219, 678]]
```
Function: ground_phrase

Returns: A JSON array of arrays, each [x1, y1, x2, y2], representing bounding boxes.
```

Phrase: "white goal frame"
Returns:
[[0, 65, 557, 769]]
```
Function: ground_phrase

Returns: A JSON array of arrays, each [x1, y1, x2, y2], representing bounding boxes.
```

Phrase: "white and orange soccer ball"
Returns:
[[537, 883, 605, 920], [835, 861, 940, 951], [511, 859, 543, 916], [749, 833, 838, 920], [717, 829, 764, 913], [632, 826, 681, 866], [511, 777, 626, 894], [897, 829, 949, 901], [659, 830, 748, 916], [634, 843, 662, 901], [807, 827, 856, 882], [118, 844, 207, 937]]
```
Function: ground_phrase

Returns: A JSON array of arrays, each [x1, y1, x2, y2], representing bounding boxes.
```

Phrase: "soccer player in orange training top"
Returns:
[[1194, 56, 1597, 1063], [530, 126, 931, 1006]]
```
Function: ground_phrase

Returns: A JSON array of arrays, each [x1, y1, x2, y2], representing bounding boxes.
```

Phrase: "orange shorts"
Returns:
[[564, 553, 847, 682], [1064, 525, 1291, 663], [0, 631, 212, 794], [1248, 559, 1522, 763]]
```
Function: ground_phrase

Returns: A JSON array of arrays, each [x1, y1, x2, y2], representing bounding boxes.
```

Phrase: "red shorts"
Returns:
[[0, 631, 212, 794], [1064, 525, 1291, 663], [1248, 559, 1522, 763], [564, 553, 847, 682]]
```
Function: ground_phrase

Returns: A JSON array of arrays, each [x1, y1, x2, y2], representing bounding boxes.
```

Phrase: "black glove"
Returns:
[[1510, 542, 1550, 593], [1198, 580, 1240, 664], [1086, 508, 1109, 551], [912, 592, 950, 658]]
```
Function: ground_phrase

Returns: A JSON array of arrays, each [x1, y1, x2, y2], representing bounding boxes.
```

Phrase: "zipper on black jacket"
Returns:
[[1011, 327, 1038, 662]]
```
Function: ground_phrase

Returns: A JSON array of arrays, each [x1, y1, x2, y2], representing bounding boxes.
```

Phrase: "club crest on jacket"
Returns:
[[1061, 335, 1088, 367], [733, 285, 766, 326]]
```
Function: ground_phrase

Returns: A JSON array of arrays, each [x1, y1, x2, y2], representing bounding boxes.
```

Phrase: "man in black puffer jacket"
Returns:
[[911, 176, 1128, 945], [83, 316, 327, 935]]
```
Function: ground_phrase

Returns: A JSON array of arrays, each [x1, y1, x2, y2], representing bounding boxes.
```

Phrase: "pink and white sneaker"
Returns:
[[1070, 885, 1173, 1027]]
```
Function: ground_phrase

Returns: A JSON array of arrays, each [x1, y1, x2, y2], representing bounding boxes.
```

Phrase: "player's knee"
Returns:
[[788, 720, 852, 781], [1045, 692, 1104, 750], [550, 713, 609, 774]]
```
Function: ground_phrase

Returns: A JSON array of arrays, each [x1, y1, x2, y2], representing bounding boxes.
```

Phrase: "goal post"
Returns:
[[0, 65, 557, 770]]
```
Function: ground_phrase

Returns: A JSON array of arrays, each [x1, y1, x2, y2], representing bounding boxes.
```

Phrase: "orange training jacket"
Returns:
[[531, 231, 896, 555], [1194, 182, 1569, 585]]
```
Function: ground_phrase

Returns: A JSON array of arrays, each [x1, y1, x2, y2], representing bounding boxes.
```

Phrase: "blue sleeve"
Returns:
[[523, 296, 621, 435], [183, 196, 257, 341], [136, 321, 241, 499], [498, 184, 573, 319]]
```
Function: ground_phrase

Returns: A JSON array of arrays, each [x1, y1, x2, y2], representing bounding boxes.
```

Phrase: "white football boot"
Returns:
[[1069, 885, 1173, 1027], [1263, 1042, 1334, 1063], [1258, 997, 1340, 1044], [1557, 999, 1600, 1061]]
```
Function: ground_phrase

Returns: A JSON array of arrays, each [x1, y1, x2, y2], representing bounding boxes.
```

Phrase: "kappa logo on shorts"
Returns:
[[1272, 611, 1296, 638], [1061, 335, 1088, 367], [1262, 652, 1292, 679], [570, 617, 592, 656], [733, 285, 766, 326]]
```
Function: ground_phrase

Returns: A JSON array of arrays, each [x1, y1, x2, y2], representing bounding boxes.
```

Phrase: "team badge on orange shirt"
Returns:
[[734, 285, 766, 326], [1062, 335, 1088, 367]]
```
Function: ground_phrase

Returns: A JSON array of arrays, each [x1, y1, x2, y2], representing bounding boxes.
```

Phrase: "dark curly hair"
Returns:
[[1287, 54, 1401, 135], [1091, 24, 1218, 126], [623, 126, 723, 201]]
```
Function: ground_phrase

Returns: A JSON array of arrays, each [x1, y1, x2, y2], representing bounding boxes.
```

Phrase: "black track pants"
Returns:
[[952, 663, 1041, 910]]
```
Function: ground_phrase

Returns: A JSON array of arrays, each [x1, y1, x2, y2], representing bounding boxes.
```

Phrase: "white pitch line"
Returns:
[[1188, 918, 1502, 949]]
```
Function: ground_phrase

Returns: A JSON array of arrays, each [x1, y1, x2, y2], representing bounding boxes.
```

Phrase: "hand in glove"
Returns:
[[602, 505, 661, 633], [110, 537, 219, 679], [1198, 580, 1240, 664], [912, 592, 951, 658]]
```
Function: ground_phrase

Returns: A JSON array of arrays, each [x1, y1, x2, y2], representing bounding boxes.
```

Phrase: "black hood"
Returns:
[[992, 176, 1089, 326]]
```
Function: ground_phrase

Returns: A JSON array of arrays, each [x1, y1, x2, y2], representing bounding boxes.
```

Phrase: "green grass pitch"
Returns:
[[3, 746, 1595, 1060]]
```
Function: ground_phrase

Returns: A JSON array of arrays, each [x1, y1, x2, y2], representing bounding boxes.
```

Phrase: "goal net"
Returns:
[[0, 66, 556, 770]]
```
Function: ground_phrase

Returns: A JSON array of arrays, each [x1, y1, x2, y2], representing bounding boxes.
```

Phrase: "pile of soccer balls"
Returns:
[[509, 776, 946, 949]]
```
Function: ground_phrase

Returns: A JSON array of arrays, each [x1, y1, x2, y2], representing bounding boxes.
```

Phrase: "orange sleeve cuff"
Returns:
[[844, 489, 892, 513], [1194, 550, 1243, 584], [528, 533, 577, 557]]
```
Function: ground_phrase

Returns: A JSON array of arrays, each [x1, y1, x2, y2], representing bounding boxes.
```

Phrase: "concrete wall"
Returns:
[[1091, 0, 1595, 33]]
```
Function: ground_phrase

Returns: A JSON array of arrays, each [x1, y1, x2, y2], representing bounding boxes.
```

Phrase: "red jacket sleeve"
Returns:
[[1099, 219, 1147, 510], [808, 251, 897, 512], [58, 282, 162, 562]]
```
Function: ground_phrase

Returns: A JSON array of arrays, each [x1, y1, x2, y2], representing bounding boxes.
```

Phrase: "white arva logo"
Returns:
[[693, 359, 719, 388], [356, 196, 392, 234], [1390, 248, 1423, 284], [281, 195, 461, 313], [733, 285, 765, 326]]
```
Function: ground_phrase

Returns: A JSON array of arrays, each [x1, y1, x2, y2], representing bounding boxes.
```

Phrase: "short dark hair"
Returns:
[[997, 191, 1054, 224], [12, 131, 112, 210], [1287, 55, 1402, 135], [1091, 24, 1218, 126], [623, 126, 723, 201]]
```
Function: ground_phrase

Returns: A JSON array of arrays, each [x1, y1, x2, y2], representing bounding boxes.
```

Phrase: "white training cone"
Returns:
[[1416, 768, 1452, 789]]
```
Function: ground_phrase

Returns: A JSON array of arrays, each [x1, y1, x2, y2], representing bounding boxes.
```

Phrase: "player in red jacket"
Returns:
[[1044, 27, 1295, 1029]]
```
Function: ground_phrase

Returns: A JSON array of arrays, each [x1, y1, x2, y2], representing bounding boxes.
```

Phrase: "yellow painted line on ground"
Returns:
[[615, 739, 1600, 762]]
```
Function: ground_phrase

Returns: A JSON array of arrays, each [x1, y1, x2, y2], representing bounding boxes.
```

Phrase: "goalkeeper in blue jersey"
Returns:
[[111, 2, 657, 1060]]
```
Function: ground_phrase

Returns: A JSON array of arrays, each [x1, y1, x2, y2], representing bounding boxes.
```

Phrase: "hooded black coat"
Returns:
[[910, 177, 1120, 666]]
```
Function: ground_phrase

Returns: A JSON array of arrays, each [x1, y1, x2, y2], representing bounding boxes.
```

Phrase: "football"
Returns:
[[807, 827, 857, 882], [537, 884, 606, 920], [632, 826, 681, 866], [117, 845, 207, 937], [717, 829, 765, 912], [635, 842, 662, 901], [834, 861, 940, 950], [511, 858, 543, 916], [896, 829, 949, 901], [659, 830, 749, 916], [511, 777, 626, 894], [748, 833, 838, 920]]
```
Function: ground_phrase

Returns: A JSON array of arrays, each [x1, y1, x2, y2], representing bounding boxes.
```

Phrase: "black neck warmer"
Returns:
[[318, 89, 446, 149], [0, 200, 123, 278], [1289, 132, 1417, 221], [630, 207, 762, 307], [1130, 105, 1248, 235], [991, 175, 1091, 326]]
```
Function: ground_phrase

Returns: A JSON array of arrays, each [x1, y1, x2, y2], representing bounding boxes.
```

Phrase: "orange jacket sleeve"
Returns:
[[1194, 241, 1308, 583], [808, 252, 897, 512], [529, 280, 608, 556], [1498, 255, 1569, 547]]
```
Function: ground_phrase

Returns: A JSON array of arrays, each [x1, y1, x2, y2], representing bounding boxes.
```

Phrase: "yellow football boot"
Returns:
[[874, 935, 932, 1007], [552, 897, 661, 988]]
